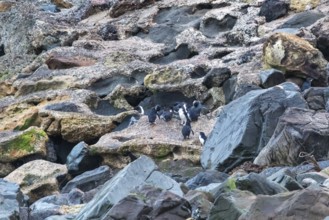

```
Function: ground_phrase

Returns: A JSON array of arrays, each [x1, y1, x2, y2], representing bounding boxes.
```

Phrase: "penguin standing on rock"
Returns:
[[188, 100, 202, 121], [178, 103, 188, 125], [160, 108, 173, 122], [182, 119, 194, 139], [128, 106, 144, 127], [148, 105, 161, 124], [199, 132, 207, 145]]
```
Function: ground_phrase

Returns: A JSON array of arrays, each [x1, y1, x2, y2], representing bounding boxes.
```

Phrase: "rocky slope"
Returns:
[[1, 0, 329, 219]]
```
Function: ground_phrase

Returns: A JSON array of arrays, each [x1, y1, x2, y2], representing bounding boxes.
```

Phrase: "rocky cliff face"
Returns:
[[1, 0, 329, 219]]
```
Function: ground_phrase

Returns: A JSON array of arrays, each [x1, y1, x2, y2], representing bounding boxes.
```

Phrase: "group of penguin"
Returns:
[[137, 100, 208, 146]]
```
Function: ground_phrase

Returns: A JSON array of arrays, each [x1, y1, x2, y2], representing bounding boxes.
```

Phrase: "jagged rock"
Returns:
[[259, 0, 289, 22], [66, 142, 102, 175], [185, 170, 229, 190], [208, 190, 256, 220], [0, 127, 47, 164], [311, 17, 329, 61], [109, 0, 154, 18], [62, 165, 112, 193], [240, 187, 329, 220], [89, 114, 215, 169], [185, 190, 213, 220], [201, 85, 307, 172], [202, 67, 231, 89], [75, 155, 183, 219], [103, 185, 191, 220], [30, 188, 85, 220], [254, 108, 329, 167], [290, 0, 320, 12], [0, 179, 25, 220], [4, 159, 67, 203], [303, 87, 329, 110], [263, 33, 328, 86], [235, 173, 288, 195], [280, 11, 325, 29], [259, 69, 285, 88], [267, 168, 303, 191]]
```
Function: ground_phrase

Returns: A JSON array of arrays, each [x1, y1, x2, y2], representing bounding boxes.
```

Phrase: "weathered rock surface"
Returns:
[[0, 179, 25, 220], [186, 170, 229, 190], [259, 0, 289, 22], [201, 85, 307, 172], [0, 127, 48, 163], [263, 33, 328, 86], [103, 185, 191, 220], [75, 155, 183, 219], [185, 190, 213, 220], [209, 190, 256, 220], [4, 160, 67, 203], [259, 69, 285, 88], [90, 114, 215, 168], [303, 87, 329, 111], [240, 187, 329, 220], [255, 108, 329, 167]]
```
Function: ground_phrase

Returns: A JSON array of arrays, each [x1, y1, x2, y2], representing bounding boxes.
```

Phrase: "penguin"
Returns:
[[122, 151, 138, 162], [178, 103, 188, 125], [148, 105, 161, 124], [199, 132, 207, 145], [182, 119, 194, 139], [128, 106, 144, 127], [160, 108, 173, 122], [187, 100, 202, 121]]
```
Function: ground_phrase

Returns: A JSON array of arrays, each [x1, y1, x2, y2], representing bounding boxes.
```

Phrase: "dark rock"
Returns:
[[201, 86, 307, 172], [202, 67, 231, 89], [75, 156, 183, 219], [45, 56, 96, 70], [185, 190, 213, 220], [260, 69, 285, 88], [97, 23, 119, 41], [259, 0, 289, 22], [103, 185, 191, 220], [200, 15, 237, 38], [236, 173, 288, 195], [255, 108, 329, 167], [232, 84, 262, 100], [222, 75, 237, 104], [267, 168, 303, 191], [0, 179, 25, 220], [311, 18, 329, 61], [109, 0, 154, 18], [61, 165, 113, 193], [240, 187, 329, 220], [303, 87, 329, 111], [45, 102, 83, 113], [66, 142, 102, 176], [185, 170, 229, 190], [280, 11, 325, 29], [208, 190, 256, 220], [237, 50, 256, 65], [40, 4, 60, 13]]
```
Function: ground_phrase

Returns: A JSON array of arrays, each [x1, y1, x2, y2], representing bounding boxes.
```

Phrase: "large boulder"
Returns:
[[311, 16, 329, 61], [4, 160, 67, 203], [201, 85, 307, 172], [263, 33, 328, 86], [0, 127, 48, 163], [259, 0, 289, 22], [240, 187, 329, 220], [75, 155, 184, 219], [303, 87, 329, 110], [102, 185, 191, 220], [254, 108, 329, 166], [0, 179, 25, 220]]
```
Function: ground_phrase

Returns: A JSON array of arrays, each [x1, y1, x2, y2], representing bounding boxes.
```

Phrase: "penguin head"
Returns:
[[193, 100, 201, 108], [154, 105, 161, 112]]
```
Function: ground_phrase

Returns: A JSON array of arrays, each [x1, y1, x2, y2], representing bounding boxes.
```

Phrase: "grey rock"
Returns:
[[201, 86, 307, 172], [232, 83, 262, 100], [185, 190, 213, 220], [267, 168, 303, 191], [208, 190, 256, 220], [259, 0, 289, 22], [280, 11, 325, 29], [0, 179, 24, 220], [103, 185, 191, 220], [277, 82, 301, 92], [260, 69, 285, 88], [75, 155, 183, 220], [303, 87, 329, 111], [195, 183, 222, 197], [296, 172, 329, 185], [185, 170, 229, 190], [240, 187, 329, 220], [236, 173, 288, 195], [255, 108, 329, 166], [202, 67, 231, 89], [311, 17, 329, 61], [61, 165, 112, 193]]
